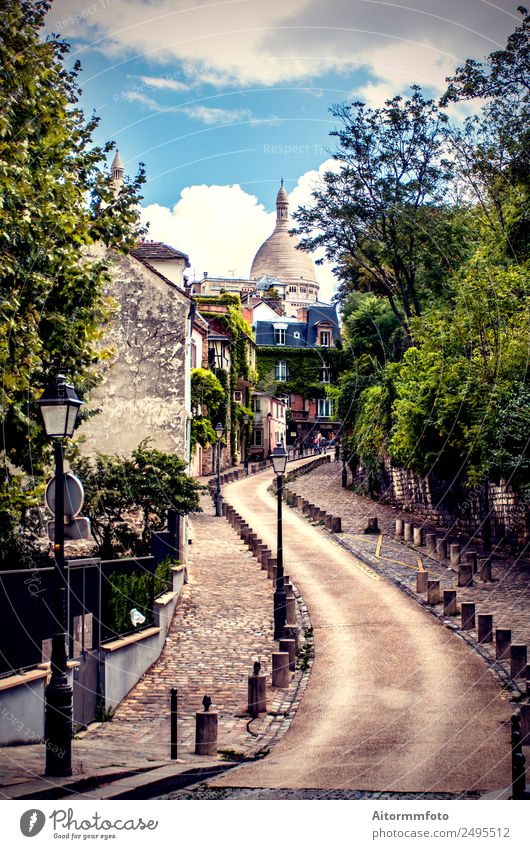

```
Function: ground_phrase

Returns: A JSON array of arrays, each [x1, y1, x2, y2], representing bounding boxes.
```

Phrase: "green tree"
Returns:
[[0, 0, 145, 477], [0, 1, 145, 557], [71, 442, 202, 559], [293, 88, 464, 337]]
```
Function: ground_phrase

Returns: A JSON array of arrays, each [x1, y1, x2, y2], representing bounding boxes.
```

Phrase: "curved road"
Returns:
[[212, 464, 511, 794]]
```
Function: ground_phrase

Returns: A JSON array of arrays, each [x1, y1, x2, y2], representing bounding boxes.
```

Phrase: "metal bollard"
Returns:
[[170, 688, 178, 760]]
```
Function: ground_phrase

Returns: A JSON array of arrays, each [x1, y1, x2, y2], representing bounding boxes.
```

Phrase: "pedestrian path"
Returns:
[[211, 468, 512, 794]]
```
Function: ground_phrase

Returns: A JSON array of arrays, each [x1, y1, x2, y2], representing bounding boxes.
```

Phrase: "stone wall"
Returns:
[[79, 247, 191, 459], [351, 457, 529, 547]]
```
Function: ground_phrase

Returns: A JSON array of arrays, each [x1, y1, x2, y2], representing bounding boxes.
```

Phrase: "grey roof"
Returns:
[[254, 302, 339, 349], [133, 241, 190, 265]]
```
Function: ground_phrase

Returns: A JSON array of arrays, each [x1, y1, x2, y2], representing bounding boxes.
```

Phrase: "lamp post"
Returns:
[[243, 413, 249, 475], [215, 422, 224, 516], [267, 410, 272, 458], [37, 374, 83, 777], [271, 442, 288, 640]]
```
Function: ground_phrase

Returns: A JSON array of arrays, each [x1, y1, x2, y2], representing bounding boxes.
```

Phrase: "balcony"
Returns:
[[290, 410, 309, 420]]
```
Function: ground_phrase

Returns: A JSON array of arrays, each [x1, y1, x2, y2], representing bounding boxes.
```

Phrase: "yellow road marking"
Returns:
[[379, 555, 419, 571], [375, 534, 383, 558]]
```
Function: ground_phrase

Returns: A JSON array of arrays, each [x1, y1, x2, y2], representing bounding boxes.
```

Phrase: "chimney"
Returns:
[[297, 306, 308, 323], [203, 271, 208, 278]]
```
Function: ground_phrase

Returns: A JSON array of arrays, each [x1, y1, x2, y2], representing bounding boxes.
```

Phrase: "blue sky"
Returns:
[[46, 0, 520, 298]]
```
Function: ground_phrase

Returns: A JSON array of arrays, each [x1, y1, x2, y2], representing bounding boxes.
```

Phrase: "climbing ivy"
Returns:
[[256, 347, 344, 398]]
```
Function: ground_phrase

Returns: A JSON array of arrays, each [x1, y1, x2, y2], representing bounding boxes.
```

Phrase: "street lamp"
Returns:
[[271, 442, 288, 640], [37, 374, 83, 777], [267, 411, 272, 457], [243, 414, 249, 475], [215, 422, 224, 517]]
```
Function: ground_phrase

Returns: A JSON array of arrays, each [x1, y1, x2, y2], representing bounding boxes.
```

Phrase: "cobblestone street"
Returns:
[[0, 491, 309, 791]]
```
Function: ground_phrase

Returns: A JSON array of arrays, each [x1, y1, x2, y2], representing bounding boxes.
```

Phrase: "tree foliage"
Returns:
[[0, 0, 145, 476], [71, 442, 202, 559], [328, 13, 530, 505], [293, 88, 466, 336]]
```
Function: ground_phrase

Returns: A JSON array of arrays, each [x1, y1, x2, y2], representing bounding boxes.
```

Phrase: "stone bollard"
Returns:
[[425, 533, 436, 553], [279, 639, 297, 671], [248, 665, 267, 717], [325, 514, 333, 530], [435, 537, 448, 560], [443, 590, 458, 616], [283, 623, 299, 653], [285, 594, 296, 623], [458, 562, 473, 587], [478, 614, 493, 643], [302, 501, 312, 517], [413, 526, 423, 547], [416, 570, 429, 593], [510, 644, 528, 680], [260, 550, 271, 569], [427, 579, 441, 605], [466, 551, 478, 574], [267, 557, 277, 580], [295, 495, 304, 510], [479, 557, 493, 582], [449, 543, 461, 569], [403, 522, 412, 542], [195, 698, 218, 756], [365, 517, 380, 535], [461, 602, 476, 630], [395, 518, 404, 538], [331, 516, 342, 533], [520, 704, 530, 746], [272, 652, 290, 688], [495, 628, 512, 661]]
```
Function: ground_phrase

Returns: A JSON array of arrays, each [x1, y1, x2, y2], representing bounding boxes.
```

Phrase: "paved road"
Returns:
[[211, 465, 512, 794]]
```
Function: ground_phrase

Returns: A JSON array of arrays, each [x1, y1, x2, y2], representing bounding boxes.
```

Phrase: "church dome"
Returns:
[[250, 180, 318, 287]]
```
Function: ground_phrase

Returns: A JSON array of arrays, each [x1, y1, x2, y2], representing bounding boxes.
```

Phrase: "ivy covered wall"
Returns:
[[256, 347, 344, 398]]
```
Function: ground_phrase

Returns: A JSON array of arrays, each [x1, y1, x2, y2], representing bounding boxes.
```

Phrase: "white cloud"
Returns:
[[47, 0, 519, 89], [122, 90, 162, 110], [139, 159, 341, 301], [180, 105, 253, 124], [138, 75, 191, 92]]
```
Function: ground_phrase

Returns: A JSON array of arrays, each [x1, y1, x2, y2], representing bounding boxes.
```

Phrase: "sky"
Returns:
[[46, 0, 521, 301]]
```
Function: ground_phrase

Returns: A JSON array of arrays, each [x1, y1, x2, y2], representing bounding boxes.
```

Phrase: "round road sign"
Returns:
[[45, 473, 85, 518]]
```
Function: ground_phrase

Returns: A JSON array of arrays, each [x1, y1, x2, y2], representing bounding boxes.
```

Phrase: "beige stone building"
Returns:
[[78, 239, 193, 463]]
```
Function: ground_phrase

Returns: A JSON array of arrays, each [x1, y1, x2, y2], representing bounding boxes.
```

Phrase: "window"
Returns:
[[318, 398, 334, 418], [320, 365, 331, 383], [293, 331, 300, 339], [275, 360, 287, 382], [251, 398, 261, 413], [252, 429, 263, 446], [289, 285, 297, 293], [319, 330, 331, 347], [300, 286, 307, 294], [278, 394, 290, 408], [276, 430, 282, 444], [274, 327, 286, 345], [190, 341, 197, 369]]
